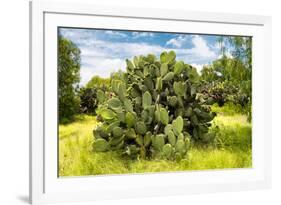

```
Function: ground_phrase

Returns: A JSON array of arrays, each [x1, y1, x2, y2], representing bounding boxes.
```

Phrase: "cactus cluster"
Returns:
[[93, 51, 216, 160]]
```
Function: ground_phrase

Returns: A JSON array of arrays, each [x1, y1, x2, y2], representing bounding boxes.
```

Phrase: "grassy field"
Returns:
[[59, 104, 252, 176]]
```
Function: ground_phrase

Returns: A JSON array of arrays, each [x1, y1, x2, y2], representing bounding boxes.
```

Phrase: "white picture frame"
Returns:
[[30, 1, 272, 204]]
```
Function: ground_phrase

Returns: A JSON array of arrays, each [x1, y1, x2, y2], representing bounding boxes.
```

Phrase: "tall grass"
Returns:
[[59, 105, 252, 176]]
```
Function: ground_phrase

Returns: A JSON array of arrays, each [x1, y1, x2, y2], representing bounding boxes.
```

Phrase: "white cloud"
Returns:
[[189, 35, 216, 58], [114, 42, 163, 56], [81, 47, 109, 58], [78, 37, 218, 84], [80, 58, 126, 85], [60, 29, 220, 85], [166, 35, 188, 48], [80, 67, 96, 85], [79, 41, 164, 84], [166, 35, 217, 63], [84, 40, 164, 59], [166, 38, 181, 48]]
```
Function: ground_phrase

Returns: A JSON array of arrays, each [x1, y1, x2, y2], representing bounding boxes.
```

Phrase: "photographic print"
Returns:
[[58, 27, 252, 177]]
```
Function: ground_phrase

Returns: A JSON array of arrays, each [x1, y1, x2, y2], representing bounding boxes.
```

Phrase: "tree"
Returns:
[[200, 37, 252, 121], [217, 36, 252, 70], [58, 36, 81, 122], [86, 75, 110, 89], [216, 37, 252, 108]]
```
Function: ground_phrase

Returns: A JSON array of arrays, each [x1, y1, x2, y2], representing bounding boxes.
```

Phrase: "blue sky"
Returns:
[[59, 28, 229, 85]]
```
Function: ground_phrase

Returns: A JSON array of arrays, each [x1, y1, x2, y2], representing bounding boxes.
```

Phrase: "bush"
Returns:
[[79, 85, 108, 114], [93, 51, 216, 161], [79, 87, 99, 114]]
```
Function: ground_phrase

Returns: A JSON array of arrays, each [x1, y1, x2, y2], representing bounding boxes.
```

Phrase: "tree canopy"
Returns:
[[86, 75, 110, 89], [58, 36, 81, 122]]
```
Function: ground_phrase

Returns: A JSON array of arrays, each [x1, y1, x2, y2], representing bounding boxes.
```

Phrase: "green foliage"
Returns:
[[218, 36, 252, 70], [200, 56, 251, 121], [142, 91, 152, 109], [93, 52, 216, 161], [199, 36, 252, 121], [96, 89, 106, 104], [152, 134, 165, 151], [79, 84, 108, 114], [93, 139, 109, 152], [79, 76, 110, 114], [58, 36, 81, 122], [159, 108, 169, 125], [86, 75, 110, 89], [167, 130, 176, 146], [172, 116, 183, 136], [79, 87, 98, 114], [125, 112, 135, 128], [162, 144, 173, 159], [99, 108, 116, 120]]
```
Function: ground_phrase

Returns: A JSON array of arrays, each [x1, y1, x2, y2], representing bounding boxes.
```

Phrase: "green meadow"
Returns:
[[59, 104, 252, 176]]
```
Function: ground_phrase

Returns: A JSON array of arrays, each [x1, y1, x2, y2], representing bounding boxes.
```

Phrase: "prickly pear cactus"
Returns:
[[93, 51, 216, 161]]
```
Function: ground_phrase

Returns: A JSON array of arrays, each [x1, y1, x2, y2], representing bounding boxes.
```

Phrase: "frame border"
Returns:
[[30, 1, 272, 204]]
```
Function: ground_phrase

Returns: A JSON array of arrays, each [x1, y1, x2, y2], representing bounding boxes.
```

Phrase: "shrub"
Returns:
[[79, 86, 108, 114], [79, 87, 99, 114], [93, 51, 216, 160]]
